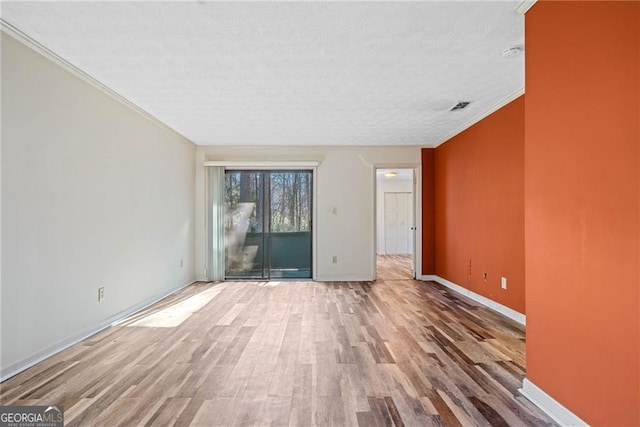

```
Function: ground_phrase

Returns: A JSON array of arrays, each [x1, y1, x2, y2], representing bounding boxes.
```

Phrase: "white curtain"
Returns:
[[206, 166, 225, 281]]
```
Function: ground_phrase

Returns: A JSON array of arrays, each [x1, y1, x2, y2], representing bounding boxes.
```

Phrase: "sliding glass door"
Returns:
[[268, 172, 312, 278], [224, 171, 265, 279], [224, 170, 312, 279]]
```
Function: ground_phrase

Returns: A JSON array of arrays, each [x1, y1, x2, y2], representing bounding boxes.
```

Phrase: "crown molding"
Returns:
[[0, 19, 196, 147], [432, 86, 525, 148], [515, 0, 537, 15]]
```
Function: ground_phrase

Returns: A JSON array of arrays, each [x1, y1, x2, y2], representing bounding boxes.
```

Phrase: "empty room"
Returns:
[[1, 1, 638, 426]]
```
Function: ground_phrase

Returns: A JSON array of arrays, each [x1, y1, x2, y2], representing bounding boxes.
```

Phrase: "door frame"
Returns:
[[373, 165, 422, 280], [204, 161, 318, 281]]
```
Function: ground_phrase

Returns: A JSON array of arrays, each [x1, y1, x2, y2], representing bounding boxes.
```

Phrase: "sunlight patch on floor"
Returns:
[[127, 287, 222, 328]]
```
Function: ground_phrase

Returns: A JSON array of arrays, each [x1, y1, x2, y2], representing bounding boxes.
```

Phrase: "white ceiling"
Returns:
[[0, 1, 524, 146]]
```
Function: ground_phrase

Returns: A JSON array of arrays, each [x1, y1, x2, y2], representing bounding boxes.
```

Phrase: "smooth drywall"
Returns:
[[432, 96, 525, 314], [525, 2, 639, 425], [1, 34, 196, 376], [376, 175, 413, 254], [195, 146, 421, 281]]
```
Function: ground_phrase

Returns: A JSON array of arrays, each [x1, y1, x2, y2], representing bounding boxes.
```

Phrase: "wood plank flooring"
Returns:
[[0, 255, 555, 426], [375, 254, 414, 281]]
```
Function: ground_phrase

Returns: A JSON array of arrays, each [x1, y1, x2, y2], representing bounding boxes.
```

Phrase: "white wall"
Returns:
[[195, 146, 421, 282], [1, 34, 196, 378], [376, 176, 413, 254]]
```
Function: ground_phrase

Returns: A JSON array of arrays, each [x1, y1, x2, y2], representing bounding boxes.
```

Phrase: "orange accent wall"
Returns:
[[433, 96, 525, 313], [421, 148, 436, 275], [525, 1, 639, 425]]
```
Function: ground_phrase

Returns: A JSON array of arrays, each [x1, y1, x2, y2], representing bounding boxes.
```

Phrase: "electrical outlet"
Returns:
[[332, 256, 338, 264], [501, 277, 507, 289], [482, 272, 487, 281], [180, 258, 184, 268], [98, 287, 105, 302]]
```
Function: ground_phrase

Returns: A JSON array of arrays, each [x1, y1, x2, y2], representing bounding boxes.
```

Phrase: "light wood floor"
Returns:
[[376, 254, 414, 281], [1, 256, 555, 426]]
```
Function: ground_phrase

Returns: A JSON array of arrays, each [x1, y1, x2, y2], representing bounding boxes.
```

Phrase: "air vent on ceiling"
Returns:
[[503, 46, 524, 58], [450, 101, 472, 111]]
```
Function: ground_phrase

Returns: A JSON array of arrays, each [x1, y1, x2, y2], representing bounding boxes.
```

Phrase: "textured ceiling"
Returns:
[[0, 1, 524, 146]]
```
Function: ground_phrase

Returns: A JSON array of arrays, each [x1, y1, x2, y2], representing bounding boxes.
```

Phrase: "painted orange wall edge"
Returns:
[[424, 95, 525, 314], [421, 148, 435, 275], [525, 1, 639, 425]]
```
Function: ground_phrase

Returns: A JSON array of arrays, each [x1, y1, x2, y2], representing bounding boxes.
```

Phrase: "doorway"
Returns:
[[376, 168, 415, 279], [224, 170, 312, 280]]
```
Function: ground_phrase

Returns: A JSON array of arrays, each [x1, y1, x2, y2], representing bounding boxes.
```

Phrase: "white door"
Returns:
[[384, 192, 411, 254]]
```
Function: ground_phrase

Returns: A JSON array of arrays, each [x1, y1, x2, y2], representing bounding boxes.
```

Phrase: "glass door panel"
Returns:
[[224, 170, 312, 280], [269, 171, 312, 278], [224, 171, 266, 279]]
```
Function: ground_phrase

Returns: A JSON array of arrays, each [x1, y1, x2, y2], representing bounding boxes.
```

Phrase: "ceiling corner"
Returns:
[[515, 0, 538, 15]]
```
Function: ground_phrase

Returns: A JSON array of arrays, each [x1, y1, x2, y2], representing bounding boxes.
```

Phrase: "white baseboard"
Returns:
[[519, 378, 589, 426], [315, 277, 375, 282], [420, 275, 526, 325], [0, 279, 195, 382]]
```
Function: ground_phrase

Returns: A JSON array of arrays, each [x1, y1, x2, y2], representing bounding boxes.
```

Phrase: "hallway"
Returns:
[[376, 254, 414, 281]]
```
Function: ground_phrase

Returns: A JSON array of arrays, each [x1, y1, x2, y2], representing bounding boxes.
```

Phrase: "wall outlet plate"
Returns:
[[501, 277, 507, 289], [98, 287, 105, 301]]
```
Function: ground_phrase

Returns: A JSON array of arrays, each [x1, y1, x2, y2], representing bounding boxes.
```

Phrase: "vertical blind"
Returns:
[[206, 166, 225, 281]]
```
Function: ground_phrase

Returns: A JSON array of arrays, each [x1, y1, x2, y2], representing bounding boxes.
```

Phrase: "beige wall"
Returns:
[[1, 34, 196, 378], [195, 146, 421, 281]]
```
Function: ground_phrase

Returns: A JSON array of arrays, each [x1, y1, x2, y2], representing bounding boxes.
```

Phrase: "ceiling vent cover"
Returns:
[[450, 101, 472, 111]]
